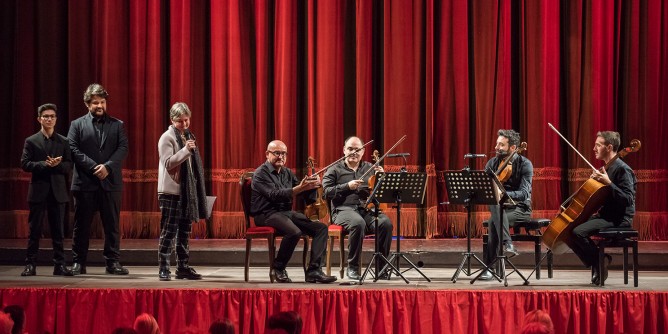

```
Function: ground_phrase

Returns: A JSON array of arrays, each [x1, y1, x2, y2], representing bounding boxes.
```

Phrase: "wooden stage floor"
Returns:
[[1, 265, 664, 291]]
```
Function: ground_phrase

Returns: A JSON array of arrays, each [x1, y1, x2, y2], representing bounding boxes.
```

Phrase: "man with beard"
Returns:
[[68, 83, 129, 275], [480, 129, 533, 280]]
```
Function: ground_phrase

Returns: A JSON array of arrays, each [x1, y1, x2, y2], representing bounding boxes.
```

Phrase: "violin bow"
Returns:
[[358, 135, 407, 180], [307, 139, 375, 177]]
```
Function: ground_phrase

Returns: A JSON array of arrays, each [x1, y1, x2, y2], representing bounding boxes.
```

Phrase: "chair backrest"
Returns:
[[239, 171, 254, 228]]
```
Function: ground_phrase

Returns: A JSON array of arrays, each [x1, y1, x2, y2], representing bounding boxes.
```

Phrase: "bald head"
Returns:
[[266, 140, 288, 170]]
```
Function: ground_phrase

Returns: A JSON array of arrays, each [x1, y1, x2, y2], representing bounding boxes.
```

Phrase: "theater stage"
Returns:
[[1, 238, 668, 333], [1, 266, 667, 334]]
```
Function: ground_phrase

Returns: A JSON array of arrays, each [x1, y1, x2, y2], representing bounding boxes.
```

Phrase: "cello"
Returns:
[[304, 157, 329, 221], [542, 124, 641, 254]]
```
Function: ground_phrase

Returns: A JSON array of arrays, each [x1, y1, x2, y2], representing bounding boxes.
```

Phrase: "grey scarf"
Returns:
[[174, 127, 208, 222]]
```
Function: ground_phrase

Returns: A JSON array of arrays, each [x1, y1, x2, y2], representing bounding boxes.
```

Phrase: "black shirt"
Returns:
[[322, 160, 376, 209], [598, 159, 636, 224], [250, 161, 315, 217], [484, 154, 533, 209]]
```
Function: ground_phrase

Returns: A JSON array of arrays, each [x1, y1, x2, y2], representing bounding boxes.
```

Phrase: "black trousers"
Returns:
[[484, 205, 531, 264], [571, 217, 630, 268], [255, 211, 328, 272], [71, 190, 122, 264], [333, 207, 393, 271], [25, 190, 67, 265]]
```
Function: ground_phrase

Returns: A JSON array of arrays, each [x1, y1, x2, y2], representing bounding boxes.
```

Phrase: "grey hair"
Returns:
[[169, 102, 192, 120]]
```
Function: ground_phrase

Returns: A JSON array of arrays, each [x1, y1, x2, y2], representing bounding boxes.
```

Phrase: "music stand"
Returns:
[[445, 169, 500, 283], [359, 174, 409, 284], [469, 168, 529, 286], [377, 172, 431, 283]]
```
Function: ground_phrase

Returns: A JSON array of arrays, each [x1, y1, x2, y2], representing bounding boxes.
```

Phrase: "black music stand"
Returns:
[[445, 169, 499, 283], [359, 174, 409, 284], [470, 168, 529, 286], [377, 172, 430, 283]]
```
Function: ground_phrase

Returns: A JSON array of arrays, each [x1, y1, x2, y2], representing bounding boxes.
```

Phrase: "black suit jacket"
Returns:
[[21, 131, 73, 203], [68, 112, 129, 192]]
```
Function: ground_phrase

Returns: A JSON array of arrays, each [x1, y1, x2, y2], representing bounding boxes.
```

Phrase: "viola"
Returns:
[[542, 123, 641, 254], [496, 142, 527, 182], [304, 157, 329, 221]]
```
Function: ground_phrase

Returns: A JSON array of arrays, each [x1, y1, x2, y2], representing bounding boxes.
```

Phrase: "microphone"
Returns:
[[464, 153, 486, 159], [184, 130, 196, 152], [387, 153, 410, 158]]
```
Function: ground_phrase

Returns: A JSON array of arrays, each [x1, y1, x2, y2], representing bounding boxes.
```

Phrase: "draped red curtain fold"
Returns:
[[0, 0, 666, 240]]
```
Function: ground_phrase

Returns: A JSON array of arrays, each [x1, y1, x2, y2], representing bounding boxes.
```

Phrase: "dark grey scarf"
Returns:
[[174, 127, 208, 222]]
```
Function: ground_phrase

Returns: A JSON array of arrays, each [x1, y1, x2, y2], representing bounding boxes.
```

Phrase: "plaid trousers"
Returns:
[[158, 194, 192, 268]]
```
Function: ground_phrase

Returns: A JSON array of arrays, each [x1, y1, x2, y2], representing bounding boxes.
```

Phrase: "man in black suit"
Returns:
[[20, 104, 74, 276], [68, 83, 129, 275]]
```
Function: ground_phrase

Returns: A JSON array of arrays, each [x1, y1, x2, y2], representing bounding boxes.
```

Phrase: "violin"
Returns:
[[496, 142, 527, 182], [304, 157, 329, 221], [542, 123, 641, 254], [366, 150, 388, 211]]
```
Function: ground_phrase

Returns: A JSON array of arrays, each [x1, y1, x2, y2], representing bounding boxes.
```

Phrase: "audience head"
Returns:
[[0, 313, 13, 334], [266, 311, 302, 334], [2, 305, 24, 334], [209, 318, 235, 334], [112, 327, 138, 334], [521, 309, 554, 334], [520, 322, 552, 334], [133, 313, 160, 334]]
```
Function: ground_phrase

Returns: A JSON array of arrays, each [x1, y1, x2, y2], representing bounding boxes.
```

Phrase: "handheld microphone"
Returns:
[[184, 130, 196, 152], [464, 153, 486, 159], [387, 153, 410, 158]]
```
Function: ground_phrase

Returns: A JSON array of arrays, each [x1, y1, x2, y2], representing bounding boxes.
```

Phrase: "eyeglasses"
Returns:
[[269, 151, 288, 157], [345, 147, 363, 152], [40, 115, 57, 119]]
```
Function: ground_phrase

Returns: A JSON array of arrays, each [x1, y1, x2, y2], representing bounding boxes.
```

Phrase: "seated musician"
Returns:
[[322, 136, 394, 280], [570, 131, 636, 285], [480, 129, 533, 280], [250, 140, 337, 284]]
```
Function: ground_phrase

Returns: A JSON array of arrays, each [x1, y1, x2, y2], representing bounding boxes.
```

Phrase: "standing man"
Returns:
[[68, 83, 129, 275], [480, 129, 533, 280], [571, 131, 636, 285], [20, 104, 73, 276], [322, 136, 393, 280], [250, 140, 337, 284]]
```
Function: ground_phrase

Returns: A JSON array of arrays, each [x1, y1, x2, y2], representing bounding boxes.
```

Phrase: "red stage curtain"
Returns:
[[0, 0, 666, 240], [1, 288, 667, 334]]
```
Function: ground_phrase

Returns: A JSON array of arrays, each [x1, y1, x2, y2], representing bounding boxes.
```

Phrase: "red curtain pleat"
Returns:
[[0, 0, 667, 240]]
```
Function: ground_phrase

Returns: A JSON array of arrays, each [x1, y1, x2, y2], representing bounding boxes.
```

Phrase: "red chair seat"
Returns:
[[328, 225, 343, 232], [246, 226, 276, 235]]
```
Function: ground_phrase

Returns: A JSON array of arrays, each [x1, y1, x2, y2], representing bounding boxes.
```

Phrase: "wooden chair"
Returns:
[[326, 223, 348, 278], [239, 172, 309, 282]]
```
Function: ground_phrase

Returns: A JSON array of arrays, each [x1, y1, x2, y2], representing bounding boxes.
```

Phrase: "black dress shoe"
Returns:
[[159, 268, 171, 281], [346, 268, 361, 280], [479, 270, 494, 281], [105, 262, 130, 275], [592, 255, 612, 285], [53, 264, 74, 276], [175, 266, 202, 280], [21, 264, 36, 277], [270, 268, 292, 283], [71, 263, 86, 275], [305, 269, 337, 283], [504, 243, 519, 257]]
